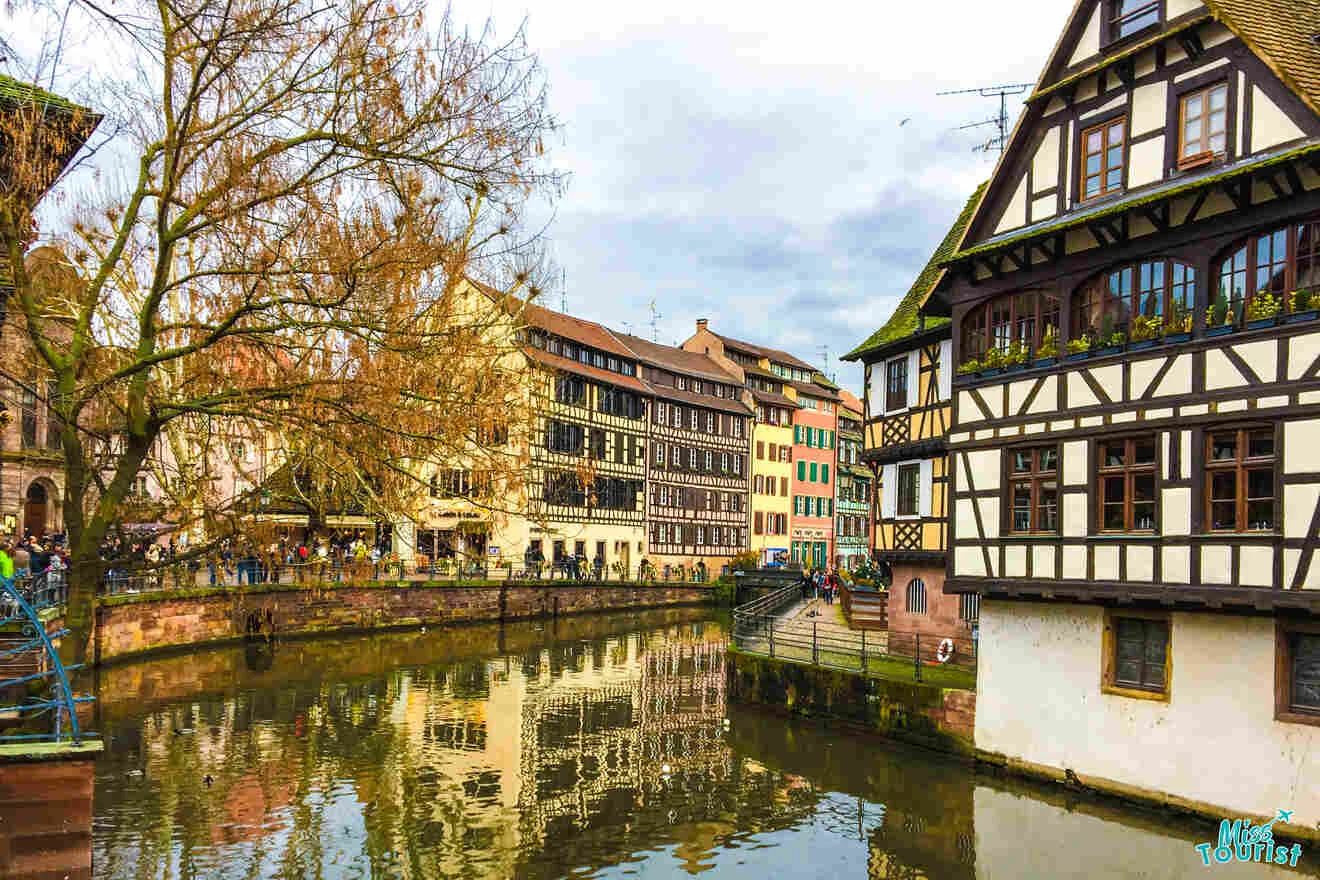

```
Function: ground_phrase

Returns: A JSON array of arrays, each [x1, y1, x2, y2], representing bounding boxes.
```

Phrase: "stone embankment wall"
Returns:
[[94, 582, 712, 663], [726, 648, 976, 757], [0, 746, 100, 880]]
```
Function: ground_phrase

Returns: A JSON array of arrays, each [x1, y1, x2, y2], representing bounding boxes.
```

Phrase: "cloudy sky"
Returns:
[[453, 0, 1068, 391]]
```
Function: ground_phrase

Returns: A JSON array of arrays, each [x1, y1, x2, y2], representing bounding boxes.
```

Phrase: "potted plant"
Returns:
[[1163, 302, 1193, 342], [1095, 330, 1126, 357], [1130, 314, 1161, 349], [956, 357, 982, 377], [1246, 291, 1282, 328], [1034, 327, 1060, 366], [1286, 290, 1320, 324], [1066, 336, 1093, 359], [1207, 294, 1234, 337], [1003, 341, 1029, 371], [980, 347, 1005, 376]]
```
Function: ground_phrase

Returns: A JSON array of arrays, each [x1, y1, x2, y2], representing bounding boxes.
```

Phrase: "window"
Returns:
[[1109, 0, 1160, 40], [754, 511, 764, 534], [555, 376, 586, 405], [20, 383, 37, 449], [885, 358, 907, 411], [959, 593, 980, 622], [1073, 259, 1197, 341], [1008, 446, 1059, 533], [1215, 217, 1320, 325], [1104, 612, 1170, 699], [1205, 427, 1276, 532], [546, 421, 584, 454], [1179, 83, 1228, 168], [706, 412, 715, 433], [1097, 437, 1158, 531], [896, 463, 920, 517], [689, 448, 698, 469], [671, 446, 680, 467], [689, 409, 698, 431], [780, 477, 789, 495], [1277, 623, 1320, 724], [809, 462, 818, 482], [821, 464, 830, 485], [961, 291, 1060, 362], [704, 450, 714, 471], [1081, 117, 1126, 201], [655, 442, 665, 466], [756, 441, 765, 460], [905, 578, 927, 614]]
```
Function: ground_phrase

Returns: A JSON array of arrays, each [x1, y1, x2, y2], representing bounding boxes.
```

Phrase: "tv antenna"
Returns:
[[560, 268, 568, 313], [939, 82, 1034, 154], [648, 300, 662, 343]]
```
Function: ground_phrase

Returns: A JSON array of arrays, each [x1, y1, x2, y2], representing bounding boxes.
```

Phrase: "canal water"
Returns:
[[86, 607, 1317, 879]]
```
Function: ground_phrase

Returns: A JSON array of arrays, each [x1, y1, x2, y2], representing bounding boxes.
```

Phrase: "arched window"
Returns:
[[1072, 259, 1197, 342], [1214, 218, 1320, 327], [961, 291, 1060, 361], [905, 578, 927, 614]]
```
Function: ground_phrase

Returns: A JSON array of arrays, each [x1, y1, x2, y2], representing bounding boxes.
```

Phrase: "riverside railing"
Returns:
[[95, 559, 718, 595], [731, 607, 978, 686]]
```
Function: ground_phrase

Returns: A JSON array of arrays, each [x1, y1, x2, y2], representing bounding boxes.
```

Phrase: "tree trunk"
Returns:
[[61, 558, 98, 666]]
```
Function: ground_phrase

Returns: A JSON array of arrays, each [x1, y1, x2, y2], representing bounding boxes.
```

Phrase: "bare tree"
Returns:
[[1, 0, 562, 662]]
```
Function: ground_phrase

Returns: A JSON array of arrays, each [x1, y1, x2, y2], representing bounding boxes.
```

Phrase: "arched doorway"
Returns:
[[24, 483, 48, 538]]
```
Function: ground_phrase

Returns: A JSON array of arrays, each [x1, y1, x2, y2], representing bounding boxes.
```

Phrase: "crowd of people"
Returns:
[[799, 567, 841, 606], [0, 532, 70, 583]]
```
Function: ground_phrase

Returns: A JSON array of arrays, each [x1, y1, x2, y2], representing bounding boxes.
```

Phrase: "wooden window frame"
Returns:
[[1102, 609, 1171, 702], [1215, 217, 1320, 323], [1080, 116, 1127, 202], [1204, 425, 1278, 534], [1006, 445, 1060, 535], [1105, 0, 1161, 44], [1275, 619, 1320, 727], [960, 291, 1060, 363], [885, 357, 908, 412], [896, 463, 920, 518], [1072, 259, 1198, 341], [1177, 81, 1229, 170], [905, 578, 927, 614], [1096, 436, 1159, 533]]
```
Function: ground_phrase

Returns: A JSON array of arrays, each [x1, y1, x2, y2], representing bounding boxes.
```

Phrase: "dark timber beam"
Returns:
[[1178, 30, 1204, 60], [1285, 164, 1305, 197]]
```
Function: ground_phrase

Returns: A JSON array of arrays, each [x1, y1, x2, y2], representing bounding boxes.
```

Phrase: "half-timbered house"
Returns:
[[504, 303, 650, 575], [834, 391, 872, 572], [616, 333, 752, 576], [931, 0, 1320, 830], [681, 321, 822, 565], [844, 188, 978, 640]]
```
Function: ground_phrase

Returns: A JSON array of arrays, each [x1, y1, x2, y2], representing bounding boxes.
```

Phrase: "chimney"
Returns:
[[696, 318, 708, 332]]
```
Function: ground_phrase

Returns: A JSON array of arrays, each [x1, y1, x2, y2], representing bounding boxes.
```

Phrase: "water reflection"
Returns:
[[88, 609, 1320, 879]]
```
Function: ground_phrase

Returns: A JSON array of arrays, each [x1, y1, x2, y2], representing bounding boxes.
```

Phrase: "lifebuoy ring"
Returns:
[[937, 638, 955, 664]]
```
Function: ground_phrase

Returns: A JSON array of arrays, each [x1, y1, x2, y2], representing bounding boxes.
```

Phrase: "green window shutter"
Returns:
[[822, 464, 830, 484], [797, 461, 806, 481], [809, 462, 818, 481], [829, 430, 835, 449], [805, 428, 812, 447], [794, 425, 801, 443], [829, 499, 834, 516]]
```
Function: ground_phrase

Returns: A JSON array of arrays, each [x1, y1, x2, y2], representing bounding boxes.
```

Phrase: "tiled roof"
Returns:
[[524, 348, 654, 396], [789, 379, 841, 402], [839, 389, 863, 414], [467, 277, 641, 361], [713, 333, 818, 372], [1205, 0, 1320, 116], [613, 332, 743, 385], [750, 388, 796, 407], [650, 384, 753, 416], [843, 184, 985, 362]]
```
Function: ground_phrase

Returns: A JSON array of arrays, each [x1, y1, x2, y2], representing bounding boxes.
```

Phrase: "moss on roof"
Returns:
[[843, 183, 986, 362], [947, 140, 1320, 263], [1203, 0, 1320, 118], [0, 74, 90, 114]]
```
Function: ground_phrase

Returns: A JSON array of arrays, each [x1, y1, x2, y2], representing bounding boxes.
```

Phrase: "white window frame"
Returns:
[[654, 442, 665, 466]]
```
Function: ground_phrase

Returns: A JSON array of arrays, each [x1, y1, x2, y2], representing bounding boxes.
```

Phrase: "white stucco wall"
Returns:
[[976, 601, 1320, 827]]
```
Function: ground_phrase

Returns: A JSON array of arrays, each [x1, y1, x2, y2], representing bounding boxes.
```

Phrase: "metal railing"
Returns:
[[731, 608, 978, 685], [91, 558, 715, 594]]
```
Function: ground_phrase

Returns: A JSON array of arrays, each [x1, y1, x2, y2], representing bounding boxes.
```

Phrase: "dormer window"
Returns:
[[1109, 0, 1160, 41]]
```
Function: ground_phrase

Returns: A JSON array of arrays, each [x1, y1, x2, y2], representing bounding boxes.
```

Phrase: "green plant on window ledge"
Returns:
[[1066, 336, 1093, 355], [1247, 291, 1282, 322], [1130, 314, 1162, 342], [1035, 327, 1060, 360], [1164, 302, 1193, 335], [1103, 330, 1127, 349], [956, 357, 982, 376], [1003, 341, 1028, 366], [1309, 291, 1320, 312], [980, 348, 1005, 370]]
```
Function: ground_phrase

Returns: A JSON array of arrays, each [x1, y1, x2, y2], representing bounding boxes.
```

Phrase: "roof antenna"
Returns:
[[560, 268, 568, 313], [940, 82, 1034, 155], [819, 344, 830, 379], [649, 300, 662, 343]]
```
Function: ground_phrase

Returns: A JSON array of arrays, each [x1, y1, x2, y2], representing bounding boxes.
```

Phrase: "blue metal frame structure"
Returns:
[[0, 574, 94, 745]]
